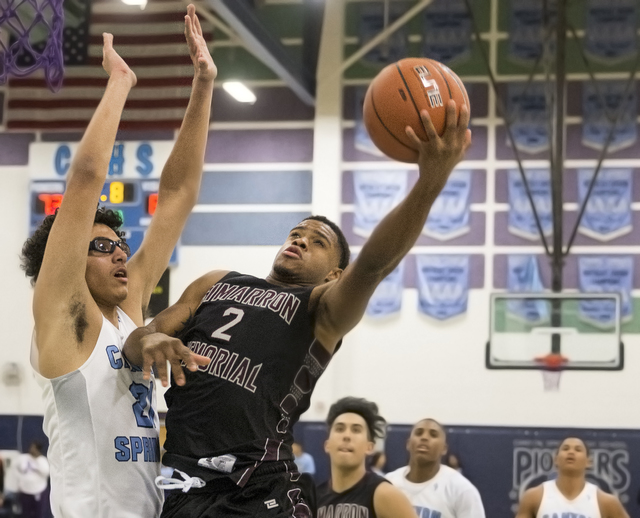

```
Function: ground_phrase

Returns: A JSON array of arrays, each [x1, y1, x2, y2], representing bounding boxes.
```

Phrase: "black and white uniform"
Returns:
[[316, 471, 389, 518], [162, 272, 334, 517]]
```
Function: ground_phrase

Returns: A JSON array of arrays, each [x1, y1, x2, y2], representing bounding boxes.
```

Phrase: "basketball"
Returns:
[[363, 57, 470, 163]]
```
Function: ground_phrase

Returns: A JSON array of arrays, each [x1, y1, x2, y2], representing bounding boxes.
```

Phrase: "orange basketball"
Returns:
[[363, 57, 470, 163]]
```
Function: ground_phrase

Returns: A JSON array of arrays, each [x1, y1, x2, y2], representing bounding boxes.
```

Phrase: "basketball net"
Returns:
[[0, 0, 65, 91], [535, 353, 568, 392]]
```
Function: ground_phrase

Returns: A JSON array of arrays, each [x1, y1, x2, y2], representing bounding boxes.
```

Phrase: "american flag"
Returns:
[[7, 0, 212, 130]]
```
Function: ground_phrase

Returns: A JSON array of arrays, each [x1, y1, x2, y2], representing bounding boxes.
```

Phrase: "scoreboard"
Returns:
[[29, 141, 179, 265]]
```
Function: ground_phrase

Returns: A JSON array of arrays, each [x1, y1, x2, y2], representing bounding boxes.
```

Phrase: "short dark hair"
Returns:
[[302, 215, 350, 270], [21, 207, 126, 286], [29, 441, 43, 454], [558, 436, 590, 456], [326, 396, 386, 441], [414, 418, 447, 440]]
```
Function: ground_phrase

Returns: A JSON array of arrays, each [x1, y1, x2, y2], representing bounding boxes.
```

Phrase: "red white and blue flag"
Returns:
[[6, 0, 212, 130]]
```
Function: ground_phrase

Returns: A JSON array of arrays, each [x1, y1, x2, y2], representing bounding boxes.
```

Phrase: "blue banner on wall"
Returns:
[[508, 0, 557, 64], [354, 86, 385, 157], [353, 171, 408, 238], [422, 0, 472, 65], [358, 2, 410, 67], [585, 0, 637, 64], [416, 255, 469, 320], [423, 169, 472, 240], [506, 255, 549, 324], [508, 169, 553, 241], [582, 81, 637, 153], [366, 259, 405, 318], [577, 168, 633, 241], [507, 82, 550, 154], [578, 255, 633, 328]]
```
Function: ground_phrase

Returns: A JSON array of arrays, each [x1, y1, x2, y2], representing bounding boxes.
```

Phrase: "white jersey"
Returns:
[[31, 307, 163, 518], [537, 480, 601, 518], [386, 464, 486, 518]]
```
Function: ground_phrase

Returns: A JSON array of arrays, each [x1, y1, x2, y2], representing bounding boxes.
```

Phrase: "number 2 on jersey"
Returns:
[[129, 381, 156, 428], [211, 308, 244, 341]]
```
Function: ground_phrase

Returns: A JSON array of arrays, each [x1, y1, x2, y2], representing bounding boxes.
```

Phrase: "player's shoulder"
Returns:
[[438, 465, 477, 490], [520, 484, 545, 505], [596, 488, 627, 515], [383, 466, 408, 485]]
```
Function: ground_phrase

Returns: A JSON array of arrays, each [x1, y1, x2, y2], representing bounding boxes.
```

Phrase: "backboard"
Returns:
[[486, 293, 624, 370]]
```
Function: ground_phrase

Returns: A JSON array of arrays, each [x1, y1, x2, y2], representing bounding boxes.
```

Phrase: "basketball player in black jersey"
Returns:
[[124, 101, 471, 517], [316, 397, 416, 518]]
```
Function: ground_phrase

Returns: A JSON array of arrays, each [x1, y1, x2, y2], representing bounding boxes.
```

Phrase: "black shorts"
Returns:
[[160, 471, 316, 518]]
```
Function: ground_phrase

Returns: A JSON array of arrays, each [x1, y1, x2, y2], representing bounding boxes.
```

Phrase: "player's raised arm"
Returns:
[[124, 4, 216, 317], [123, 270, 229, 386], [29, 34, 136, 374], [313, 101, 471, 351]]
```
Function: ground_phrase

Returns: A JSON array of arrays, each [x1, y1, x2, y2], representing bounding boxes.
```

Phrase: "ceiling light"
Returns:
[[223, 82, 257, 104], [121, 0, 147, 10]]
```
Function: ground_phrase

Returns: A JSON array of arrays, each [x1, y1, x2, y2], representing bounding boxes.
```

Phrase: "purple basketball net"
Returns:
[[0, 0, 64, 92]]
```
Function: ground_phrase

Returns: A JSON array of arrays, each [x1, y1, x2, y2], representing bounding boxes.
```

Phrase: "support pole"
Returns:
[[550, 0, 567, 352]]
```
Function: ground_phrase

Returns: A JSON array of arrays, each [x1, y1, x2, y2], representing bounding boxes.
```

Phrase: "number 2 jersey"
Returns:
[[163, 272, 334, 486], [30, 307, 163, 518]]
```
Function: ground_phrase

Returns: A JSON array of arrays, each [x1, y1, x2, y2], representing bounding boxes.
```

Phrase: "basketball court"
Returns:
[[1, 0, 640, 517]]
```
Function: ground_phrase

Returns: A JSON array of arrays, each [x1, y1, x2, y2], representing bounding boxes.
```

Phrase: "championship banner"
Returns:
[[416, 255, 469, 320], [508, 0, 557, 64], [585, 0, 637, 64], [354, 86, 385, 157], [577, 168, 633, 241], [422, 0, 472, 65], [507, 82, 550, 154], [353, 171, 408, 238], [366, 259, 405, 318], [578, 255, 633, 328], [508, 169, 553, 241], [358, 1, 410, 67], [423, 169, 472, 240], [582, 81, 637, 153], [506, 255, 549, 324]]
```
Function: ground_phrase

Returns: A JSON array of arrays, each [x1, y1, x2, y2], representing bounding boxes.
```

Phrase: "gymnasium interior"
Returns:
[[1, 0, 639, 516]]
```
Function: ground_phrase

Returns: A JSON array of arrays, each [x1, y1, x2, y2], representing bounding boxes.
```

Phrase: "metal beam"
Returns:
[[339, 0, 433, 75], [207, 0, 315, 106]]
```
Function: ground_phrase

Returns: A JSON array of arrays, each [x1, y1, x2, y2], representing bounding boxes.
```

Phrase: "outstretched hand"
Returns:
[[140, 332, 211, 387], [406, 101, 471, 192], [102, 33, 137, 88], [185, 4, 217, 82]]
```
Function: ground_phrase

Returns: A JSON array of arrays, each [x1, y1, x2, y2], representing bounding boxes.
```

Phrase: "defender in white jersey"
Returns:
[[21, 7, 213, 516], [516, 437, 629, 518], [386, 419, 485, 518]]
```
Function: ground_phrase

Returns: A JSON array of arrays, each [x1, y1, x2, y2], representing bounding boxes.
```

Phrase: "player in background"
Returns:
[[386, 419, 485, 518], [316, 397, 416, 518], [516, 437, 629, 518], [20, 6, 214, 516], [123, 101, 471, 516]]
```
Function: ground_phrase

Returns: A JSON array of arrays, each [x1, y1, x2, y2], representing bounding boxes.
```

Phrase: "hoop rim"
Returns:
[[534, 353, 569, 371]]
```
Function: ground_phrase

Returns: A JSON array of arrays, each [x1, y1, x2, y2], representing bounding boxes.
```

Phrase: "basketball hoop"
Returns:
[[535, 353, 568, 392], [0, 0, 65, 91]]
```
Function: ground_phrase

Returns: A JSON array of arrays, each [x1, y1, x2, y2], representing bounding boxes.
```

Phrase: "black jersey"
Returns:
[[163, 272, 333, 486], [316, 471, 389, 518]]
